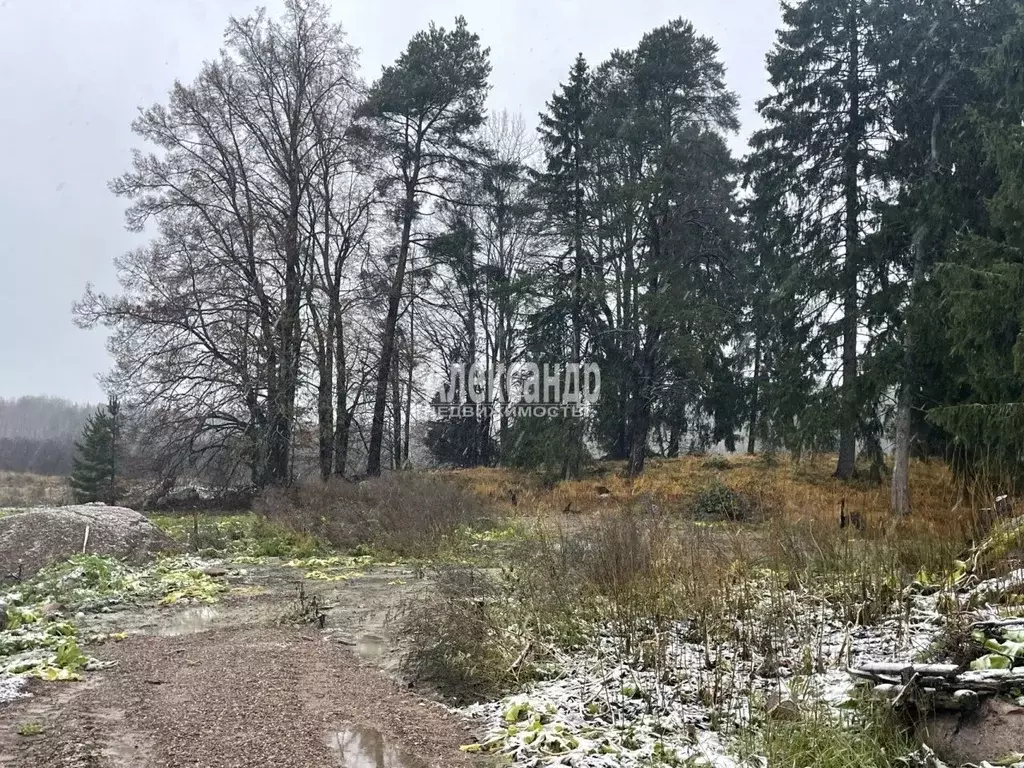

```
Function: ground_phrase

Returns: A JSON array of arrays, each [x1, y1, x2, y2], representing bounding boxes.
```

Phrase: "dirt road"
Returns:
[[0, 566, 476, 768]]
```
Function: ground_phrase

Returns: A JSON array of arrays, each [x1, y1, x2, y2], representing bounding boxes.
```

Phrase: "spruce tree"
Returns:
[[529, 54, 595, 477], [926, 6, 1024, 492], [535, 53, 593, 363], [874, 0, 1018, 512], [70, 396, 120, 505], [750, 0, 888, 479], [742, 151, 826, 456]]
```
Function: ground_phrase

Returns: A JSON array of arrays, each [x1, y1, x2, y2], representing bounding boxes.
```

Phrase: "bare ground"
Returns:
[[0, 565, 477, 768]]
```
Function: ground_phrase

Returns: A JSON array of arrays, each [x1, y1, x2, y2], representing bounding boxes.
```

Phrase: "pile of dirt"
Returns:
[[0, 504, 176, 578], [919, 698, 1024, 765]]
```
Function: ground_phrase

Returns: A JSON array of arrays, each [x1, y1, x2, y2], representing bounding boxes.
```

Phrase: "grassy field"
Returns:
[[454, 453, 973, 536], [2, 455, 1021, 767], [0, 471, 70, 509]]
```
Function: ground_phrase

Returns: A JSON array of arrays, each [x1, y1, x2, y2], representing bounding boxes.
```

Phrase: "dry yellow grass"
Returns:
[[0, 471, 71, 508], [448, 454, 977, 538]]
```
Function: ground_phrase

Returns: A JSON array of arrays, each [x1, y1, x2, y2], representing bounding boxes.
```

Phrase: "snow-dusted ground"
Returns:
[[463, 586, 943, 767], [0, 673, 27, 705]]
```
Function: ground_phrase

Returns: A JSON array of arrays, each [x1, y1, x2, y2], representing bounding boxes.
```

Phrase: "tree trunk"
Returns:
[[891, 383, 912, 515], [626, 355, 656, 478], [835, 8, 861, 481], [366, 181, 417, 476], [667, 424, 680, 459], [317, 341, 334, 481], [891, 105, 941, 515], [627, 404, 649, 477], [747, 335, 761, 455], [391, 341, 402, 470], [891, 228, 925, 514], [337, 339, 354, 479], [403, 254, 415, 464], [267, 178, 303, 486], [333, 296, 349, 478]]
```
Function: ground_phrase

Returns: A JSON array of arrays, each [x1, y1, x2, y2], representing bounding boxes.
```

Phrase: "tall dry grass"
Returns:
[[255, 472, 495, 559], [0, 471, 71, 508], [401, 497, 966, 703], [453, 454, 978, 537]]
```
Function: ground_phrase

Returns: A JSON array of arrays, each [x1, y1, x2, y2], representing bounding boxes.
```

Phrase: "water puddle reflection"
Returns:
[[325, 723, 426, 768], [355, 634, 386, 659], [155, 607, 219, 636]]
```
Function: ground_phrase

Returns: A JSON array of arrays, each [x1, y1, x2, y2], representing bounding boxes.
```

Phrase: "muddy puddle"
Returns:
[[155, 607, 220, 637], [325, 723, 427, 768], [73, 562, 423, 678], [355, 634, 387, 659]]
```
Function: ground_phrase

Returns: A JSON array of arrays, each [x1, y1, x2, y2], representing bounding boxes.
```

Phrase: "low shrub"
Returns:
[[702, 455, 733, 471], [402, 511, 693, 701], [690, 481, 751, 521], [400, 567, 513, 703], [255, 472, 493, 559], [151, 512, 324, 559]]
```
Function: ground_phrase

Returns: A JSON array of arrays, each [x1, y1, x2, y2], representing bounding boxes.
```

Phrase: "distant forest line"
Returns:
[[0, 396, 93, 475]]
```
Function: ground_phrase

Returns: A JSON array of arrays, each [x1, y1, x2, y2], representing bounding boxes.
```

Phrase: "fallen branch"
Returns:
[[851, 662, 960, 680], [870, 683, 979, 712], [506, 641, 534, 678]]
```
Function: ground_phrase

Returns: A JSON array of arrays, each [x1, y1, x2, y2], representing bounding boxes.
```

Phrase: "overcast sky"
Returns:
[[0, 0, 781, 404]]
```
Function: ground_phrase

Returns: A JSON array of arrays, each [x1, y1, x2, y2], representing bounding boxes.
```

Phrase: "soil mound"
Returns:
[[920, 698, 1024, 765], [0, 504, 175, 578]]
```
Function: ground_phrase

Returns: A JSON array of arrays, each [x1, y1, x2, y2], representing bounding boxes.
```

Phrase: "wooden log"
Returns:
[[970, 617, 1024, 630], [870, 684, 980, 712], [854, 662, 960, 677], [850, 667, 902, 685], [971, 569, 1024, 602]]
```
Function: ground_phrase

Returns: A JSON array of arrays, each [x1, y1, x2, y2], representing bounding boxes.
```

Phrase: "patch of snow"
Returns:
[[0, 674, 28, 704], [462, 586, 945, 767]]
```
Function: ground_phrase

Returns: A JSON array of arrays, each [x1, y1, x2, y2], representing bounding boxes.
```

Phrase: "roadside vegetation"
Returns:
[[394, 456, 1022, 766], [1, 553, 225, 680], [1, 470, 507, 687], [0, 471, 70, 509], [2, 457, 1022, 767]]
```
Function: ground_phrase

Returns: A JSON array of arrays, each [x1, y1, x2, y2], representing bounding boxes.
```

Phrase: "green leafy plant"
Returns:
[[17, 722, 42, 737]]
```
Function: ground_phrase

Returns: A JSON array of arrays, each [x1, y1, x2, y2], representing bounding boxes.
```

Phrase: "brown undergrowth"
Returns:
[[0, 471, 71, 508], [452, 454, 981, 538]]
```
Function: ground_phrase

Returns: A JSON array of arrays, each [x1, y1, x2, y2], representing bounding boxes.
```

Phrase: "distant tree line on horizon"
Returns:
[[62, 0, 1024, 512], [0, 396, 93, 475]]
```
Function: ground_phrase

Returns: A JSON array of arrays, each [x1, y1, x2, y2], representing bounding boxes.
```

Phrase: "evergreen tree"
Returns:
[[873, 0, 1017, 512], [750, 0, 889, 479], [70, 396, 120, 504], [927, 5, 1024, 493], [586, 20, 741, 475], [528, 54, 595, 477], [742, 152, 826, 456], [501, 305, 592, 478], [534, 54, 594, 363]]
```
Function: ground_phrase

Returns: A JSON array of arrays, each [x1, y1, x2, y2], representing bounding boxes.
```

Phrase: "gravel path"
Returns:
[[0, 626, 474, 768]]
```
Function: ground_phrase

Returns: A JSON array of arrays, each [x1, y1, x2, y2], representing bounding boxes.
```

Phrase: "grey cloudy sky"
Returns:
[[0, 0, 781, 404]]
